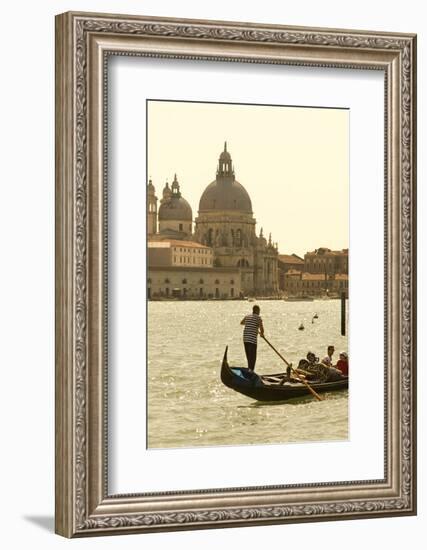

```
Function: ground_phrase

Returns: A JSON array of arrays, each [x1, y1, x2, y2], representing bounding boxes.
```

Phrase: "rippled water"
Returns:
[[148, 300, 348, 448]]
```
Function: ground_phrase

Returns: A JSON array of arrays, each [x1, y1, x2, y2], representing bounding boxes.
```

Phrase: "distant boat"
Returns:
[[220, 347, 348, 402], [313, 313, 319, 319], [298, 323, 305, 331], [284, 296, 314, 302]]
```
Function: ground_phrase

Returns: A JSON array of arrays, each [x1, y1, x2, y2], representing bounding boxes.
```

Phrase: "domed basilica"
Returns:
[[148, 143, 278, 296]]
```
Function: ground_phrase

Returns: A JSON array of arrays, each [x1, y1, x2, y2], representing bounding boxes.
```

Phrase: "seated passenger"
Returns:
[[297, 352, 318, 375], [321, 345, 335, 367], [304, 350, 343, 382], [324, 365, 345, 382], [306, 351, 318, 366], [298, 352, 326, 381], [336, 352, 349, 376]]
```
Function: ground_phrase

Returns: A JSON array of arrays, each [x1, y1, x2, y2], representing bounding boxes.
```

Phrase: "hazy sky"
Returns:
[[147, 100, 349, 257]]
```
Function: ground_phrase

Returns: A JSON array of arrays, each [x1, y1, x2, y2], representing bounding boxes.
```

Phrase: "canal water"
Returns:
[[147, 299, 348, 449]]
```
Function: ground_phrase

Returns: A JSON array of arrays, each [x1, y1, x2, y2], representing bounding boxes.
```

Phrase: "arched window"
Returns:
[[199, 278, 204, 284], [182, 278, 187, 284], [230, 279, 234, 285], [164, 278, 170, 284], [215, 279, 220, 285]]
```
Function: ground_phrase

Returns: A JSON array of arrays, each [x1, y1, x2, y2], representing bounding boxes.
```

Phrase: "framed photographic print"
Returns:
[[55, 11, 417, 537]]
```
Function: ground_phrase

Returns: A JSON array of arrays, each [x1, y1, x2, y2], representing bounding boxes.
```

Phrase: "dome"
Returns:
[[158, 196, 193, 221], [199, 179, 252, 213], [219, 150, 231, 161]]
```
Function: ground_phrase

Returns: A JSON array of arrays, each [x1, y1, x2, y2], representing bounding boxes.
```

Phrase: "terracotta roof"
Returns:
[[305, 248, 348, 256], [278, 254, 304, 264], [301, 273, 326, 280]]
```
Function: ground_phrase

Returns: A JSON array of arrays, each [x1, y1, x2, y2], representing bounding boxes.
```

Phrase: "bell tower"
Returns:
[[147, 179, 158, 235]]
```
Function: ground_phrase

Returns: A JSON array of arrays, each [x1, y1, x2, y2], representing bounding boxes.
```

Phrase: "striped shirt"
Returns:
[[243, 314, 262, 344]]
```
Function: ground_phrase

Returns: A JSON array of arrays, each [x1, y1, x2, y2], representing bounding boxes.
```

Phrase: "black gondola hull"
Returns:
[[220, 347, 348, 402]]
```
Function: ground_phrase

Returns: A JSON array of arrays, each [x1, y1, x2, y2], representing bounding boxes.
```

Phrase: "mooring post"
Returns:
[[341, 291, 346, 336]]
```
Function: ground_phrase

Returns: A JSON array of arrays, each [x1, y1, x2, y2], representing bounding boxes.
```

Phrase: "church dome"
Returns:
[[198, 143, 253, 213], [158, 174, 193, 221], [199, 179, 252, 213], [158, 196, 192, 221]]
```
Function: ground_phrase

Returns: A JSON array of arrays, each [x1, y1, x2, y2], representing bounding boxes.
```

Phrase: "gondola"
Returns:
[[220, 347, 348, 402]]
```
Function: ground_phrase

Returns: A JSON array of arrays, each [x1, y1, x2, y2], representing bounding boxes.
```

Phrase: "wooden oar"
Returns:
[[260, 335, 323, 401]]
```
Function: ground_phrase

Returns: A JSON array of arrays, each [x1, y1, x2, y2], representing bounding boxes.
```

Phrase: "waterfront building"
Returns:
[[148, 240, 214, 268], [332, 273, 349, 294], [283, 270, 348, 297], [148, 266, 241, 299], [277, 253, 304, 291], [304, 247, 349, 275]]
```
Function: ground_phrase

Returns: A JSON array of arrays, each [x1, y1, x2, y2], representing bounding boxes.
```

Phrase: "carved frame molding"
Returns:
[[55, 12, 416, 537]]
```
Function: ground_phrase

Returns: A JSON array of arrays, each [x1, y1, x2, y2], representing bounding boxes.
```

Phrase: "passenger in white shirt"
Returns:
[[322, 345, 335, 367]]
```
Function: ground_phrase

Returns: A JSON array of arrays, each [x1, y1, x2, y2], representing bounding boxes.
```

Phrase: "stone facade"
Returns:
[[148, 240, 214, 268], [277, 253, 305, 291], [283, 270, 348, 297], [148, 266, 241, 300], [304, 247, 349, 275]]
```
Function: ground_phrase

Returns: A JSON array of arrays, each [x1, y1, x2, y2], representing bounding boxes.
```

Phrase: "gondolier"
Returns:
[[240, 305, 264, 371]]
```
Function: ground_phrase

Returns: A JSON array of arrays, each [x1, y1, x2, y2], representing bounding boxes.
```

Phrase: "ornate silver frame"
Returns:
[[55, 11, 417, 537]]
